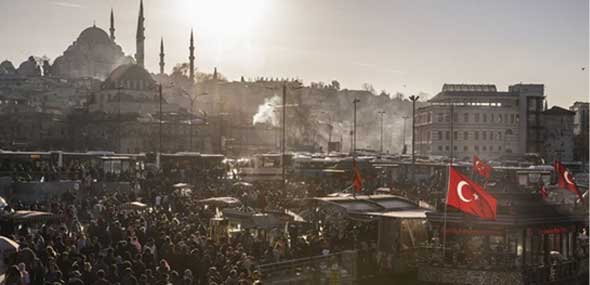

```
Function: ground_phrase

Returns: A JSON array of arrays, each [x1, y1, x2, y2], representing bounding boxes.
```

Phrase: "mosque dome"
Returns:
[[77, 26, 112, 45], [102, 64, 156, 90]]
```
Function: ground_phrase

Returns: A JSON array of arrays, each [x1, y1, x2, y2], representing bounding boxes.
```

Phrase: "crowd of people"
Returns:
[[0, 159, 384, 285]]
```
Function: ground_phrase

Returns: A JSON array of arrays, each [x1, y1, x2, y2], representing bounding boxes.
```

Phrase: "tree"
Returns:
[[331, 80, 340, 90], [361, 83, 375, 94]]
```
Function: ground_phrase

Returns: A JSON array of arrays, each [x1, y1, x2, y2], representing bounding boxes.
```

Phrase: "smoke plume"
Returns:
[[252, 95, 281, 126]]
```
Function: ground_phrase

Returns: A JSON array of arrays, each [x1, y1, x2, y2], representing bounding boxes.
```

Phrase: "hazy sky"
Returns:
[[0, 0, 588, 107]]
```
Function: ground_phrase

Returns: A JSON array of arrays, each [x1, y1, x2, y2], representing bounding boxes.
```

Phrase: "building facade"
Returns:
[[540, 106, 575, 162], [415, 84, 544, 160]]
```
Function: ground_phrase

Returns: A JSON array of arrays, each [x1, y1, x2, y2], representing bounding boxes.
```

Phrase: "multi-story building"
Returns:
[[415, 83, 544, 160], [541, 106, 575, 162], [570, 101, 589, 161], [570, 102, 589, 136]]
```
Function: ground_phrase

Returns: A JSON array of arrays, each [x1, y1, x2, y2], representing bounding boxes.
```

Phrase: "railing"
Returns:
[[258, 250, 357, 284]]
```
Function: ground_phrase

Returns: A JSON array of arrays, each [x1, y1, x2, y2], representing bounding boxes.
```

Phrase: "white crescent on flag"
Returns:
[[457, 181, 473, 203], [563, 171, 575, 185]]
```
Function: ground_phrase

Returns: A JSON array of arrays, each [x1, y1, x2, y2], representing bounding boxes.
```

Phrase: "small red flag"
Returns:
[[352, 161, 362, 193], [539, 185, 549, 199], [473, 155, 492, 179], [447, 166, 497, 220], [553, 161, 584, 202]]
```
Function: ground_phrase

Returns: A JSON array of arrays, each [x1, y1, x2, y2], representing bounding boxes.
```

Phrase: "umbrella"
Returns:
[[173, 183, 193, 189], [198, 197, 241, 207], [6, 211, 60, 224], [120, 202, 148, 210], [0, 236, 19, 253], [232, 182, 254, 188], [284, 210, 306, 223], [0, 196, 7, 210]]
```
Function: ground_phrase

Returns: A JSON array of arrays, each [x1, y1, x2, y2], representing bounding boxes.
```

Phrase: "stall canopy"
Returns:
[[198, 197, 241, 207], [309, 194, 431, 220]]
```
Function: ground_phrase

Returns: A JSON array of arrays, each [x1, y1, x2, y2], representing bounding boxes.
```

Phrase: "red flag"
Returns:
[[473, 155, 492, 179], [539, 185, 549, 199], [447, 166, 497, 220], [352, 160, 362, 193], [553, 161, 584, 202]]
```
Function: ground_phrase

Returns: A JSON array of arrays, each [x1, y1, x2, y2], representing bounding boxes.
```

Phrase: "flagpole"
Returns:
[[442, 102, 454, 259]]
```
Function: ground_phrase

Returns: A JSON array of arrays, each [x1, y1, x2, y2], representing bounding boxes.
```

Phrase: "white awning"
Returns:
[[362, 209, 430, 219]]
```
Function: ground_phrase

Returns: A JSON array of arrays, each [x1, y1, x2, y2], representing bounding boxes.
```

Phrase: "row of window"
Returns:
[[432, 130, 513, 141], [418, 111, 520, 125], [436, 145, 510, 152]]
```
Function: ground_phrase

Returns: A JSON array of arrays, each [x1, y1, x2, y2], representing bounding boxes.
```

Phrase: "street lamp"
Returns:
[[402, 115, 409, 154], [378, 110, 385, 154], [352, 98, 360, 156], [409, 95, 419, 179]]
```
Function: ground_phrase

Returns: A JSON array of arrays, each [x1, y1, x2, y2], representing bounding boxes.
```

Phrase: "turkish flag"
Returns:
[[473, 155, 492, 179], [553, 161, 584, 202], [447, 166, 497, 220], [352, 160, 362, 193]]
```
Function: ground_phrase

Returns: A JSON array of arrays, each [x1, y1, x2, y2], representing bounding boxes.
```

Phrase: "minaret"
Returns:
[[135, 0, 145, 68], [159, 38, 165, 75], [109, 8, 115, 41], [213, 67, 218, 80], [189, 29, 195, 83]]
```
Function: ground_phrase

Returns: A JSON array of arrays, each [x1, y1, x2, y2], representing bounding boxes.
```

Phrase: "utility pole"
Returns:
[[402, 115, 409, 154], [281, 84, 287, 191], [117, 86, 122, 153], [409, 95, 419, 180], [450, 101, 455, 163], [378, 110, 385, 154], [353, 99, 360, 156], [159, 84, 163, 154]]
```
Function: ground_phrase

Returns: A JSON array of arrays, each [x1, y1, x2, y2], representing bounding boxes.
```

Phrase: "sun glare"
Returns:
[[180, 0, 270, 38]]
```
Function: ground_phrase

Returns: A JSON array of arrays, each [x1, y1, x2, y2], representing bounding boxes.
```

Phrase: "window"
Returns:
[[475, 145, 479, 151], [445, 145, 449, 151], [445, 131, 450, 140], [490, 131, 493, 141], [498, 114, 503, 123], [463, 131, 468, 140], [475, 131, 479, 140], [490, 146, 493, 151], [483, 146, 487, 151], [453, 145, 458, 151], [445, 113, 450, 122], [427, 112, 431, 122], [438, 131, 443, 140], [483, 114, 487, 123], [453, 131, 458, 140], [491, 113, 494, 122], [498, 132, 502, 140], [505, 129, 513, 135], [499, 146, 502, 151], [475, 113, 480, 122], [438, 113, 443, 122], [464, 113, 469, 122], [438, 145, 443, 151], [483, 132, 487, 140], [510, 114, 515, 124], [464, 145, 468, 151]]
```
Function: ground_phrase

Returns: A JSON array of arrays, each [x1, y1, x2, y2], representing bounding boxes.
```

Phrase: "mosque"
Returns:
[[83, 0, 196, 115]]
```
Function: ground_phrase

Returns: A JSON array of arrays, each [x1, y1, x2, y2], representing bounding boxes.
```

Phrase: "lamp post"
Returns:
[[402, 115, 409, 154], [409, 95, 419, 180], [353, 98, 360, 156], [378, 110, 385, 154], [158, 84, 163, 154]]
